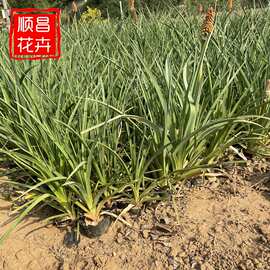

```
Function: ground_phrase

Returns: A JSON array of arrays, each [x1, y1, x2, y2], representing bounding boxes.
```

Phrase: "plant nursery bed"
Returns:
[[0, 162, 270, 270]]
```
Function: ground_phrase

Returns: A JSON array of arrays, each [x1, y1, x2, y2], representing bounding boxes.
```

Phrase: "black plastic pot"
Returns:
[[129, 206, 142, 215], [79, 216, 112, 238]]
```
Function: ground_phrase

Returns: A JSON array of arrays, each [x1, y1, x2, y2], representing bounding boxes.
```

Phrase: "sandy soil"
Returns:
[[0, 163, 270, 270]]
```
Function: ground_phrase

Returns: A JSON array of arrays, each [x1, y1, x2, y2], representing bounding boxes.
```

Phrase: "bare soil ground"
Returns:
[[0, 161, 270, 270]]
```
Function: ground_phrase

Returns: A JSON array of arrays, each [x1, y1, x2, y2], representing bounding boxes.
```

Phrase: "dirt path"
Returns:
[[0, 166, 270, 270]]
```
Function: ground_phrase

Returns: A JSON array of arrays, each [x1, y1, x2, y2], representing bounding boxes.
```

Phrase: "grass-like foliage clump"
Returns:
[[0, 8, 270, 242]]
